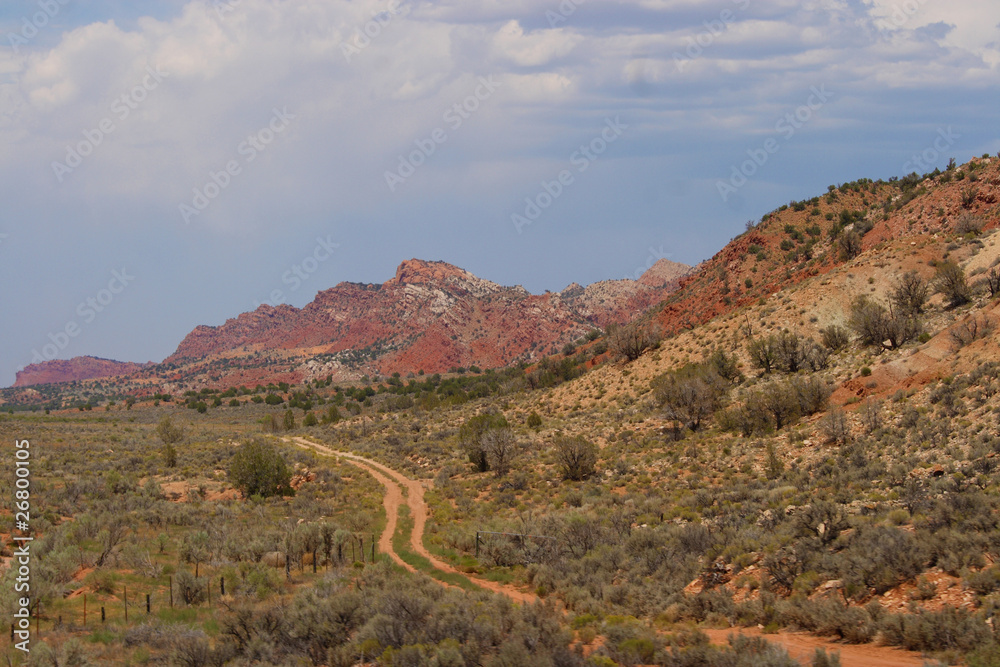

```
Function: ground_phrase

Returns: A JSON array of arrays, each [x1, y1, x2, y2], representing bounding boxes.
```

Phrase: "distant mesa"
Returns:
[[14, 356, 152, 388]]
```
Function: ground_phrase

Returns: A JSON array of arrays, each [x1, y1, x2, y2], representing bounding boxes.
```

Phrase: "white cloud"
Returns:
[[0, 0, 995, 237], [491, 20, 581, 67]]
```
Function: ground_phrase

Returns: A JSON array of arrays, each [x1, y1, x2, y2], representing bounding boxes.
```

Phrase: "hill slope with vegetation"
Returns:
[[3, 154, 1000, 665]]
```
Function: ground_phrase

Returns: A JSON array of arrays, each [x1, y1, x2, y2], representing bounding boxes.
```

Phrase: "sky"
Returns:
[[0, 0, 998, 387]]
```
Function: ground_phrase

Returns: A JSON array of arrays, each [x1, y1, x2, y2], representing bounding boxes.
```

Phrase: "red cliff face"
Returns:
[[11, 258, 690, 390], [160, 259, 689, 384], [14, 357, 151, 387]]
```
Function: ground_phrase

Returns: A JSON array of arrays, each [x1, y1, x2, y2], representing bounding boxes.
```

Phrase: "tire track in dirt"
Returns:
[[290, 438, 932, 665], [289, 437, 536, 604]]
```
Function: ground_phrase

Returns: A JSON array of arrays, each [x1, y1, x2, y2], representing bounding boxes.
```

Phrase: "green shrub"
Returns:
[[880, 608, 992, 652], [228, 438, 293, 498]]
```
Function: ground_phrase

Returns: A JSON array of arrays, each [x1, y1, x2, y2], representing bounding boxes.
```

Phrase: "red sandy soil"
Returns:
[[703, 627, 927, 667]]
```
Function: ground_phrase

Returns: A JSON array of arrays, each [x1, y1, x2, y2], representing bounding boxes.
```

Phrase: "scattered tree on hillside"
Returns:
[[482, 427, 518, 478], [181, 530, 211, 578], [749, 332, 828, 374], [459, 413, 509, 473], [720, 376, 829, 436], [774, 331, 808, 373], [609, 321, 659, 362], [747, 336, 778, 374], [935, 261, 972, 308], [761, 381, 800, 430], [977, 266, 1000, 298], [706, 348, 743, 383], [839, 230, 862, 260], [891, 270, 929, 316], [955, 212, 983, 235], [652, 365, 728, 433], [821, 406, 850, 444], [554, 435, 598, 481], [323, 405, 341, 424], [820, 324, 850, 351], [848, 295, 920, 350]]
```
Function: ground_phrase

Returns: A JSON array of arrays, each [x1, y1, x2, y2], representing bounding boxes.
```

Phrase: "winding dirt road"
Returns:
[[289, 437, 929, 666], [289, 437, 536, 603]]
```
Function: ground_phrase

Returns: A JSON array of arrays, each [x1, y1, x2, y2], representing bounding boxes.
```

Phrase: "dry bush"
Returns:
[[936, 261, 972, 308], [820, 324, 850, 351], [482, 427, 519, 478], [609, 321, 660, 362], [848, 295, 920, 349], [860, 398, 883, 434], [821, 407, 850, 444], [839, 230, 862, 260], [652, 365, 729, 432], [950, 314, 994, 348], [554, 436, 598, 481], [976, 266, 1000, 298], [891, 271, 929, 316], [955, 212, 983, 235]]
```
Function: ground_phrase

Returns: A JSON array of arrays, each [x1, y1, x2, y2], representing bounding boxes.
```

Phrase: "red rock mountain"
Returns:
[[13, 357, 151, 388], [12, 259, 689, 389], [163, 258, 689, 386]]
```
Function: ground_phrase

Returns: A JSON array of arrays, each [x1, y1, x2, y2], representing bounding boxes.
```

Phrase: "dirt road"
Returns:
[[289, 437, 536, 603], [289, 438, 928, 666], [703, 627, 926, 666]]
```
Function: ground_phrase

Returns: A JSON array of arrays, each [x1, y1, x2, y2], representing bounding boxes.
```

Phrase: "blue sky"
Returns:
[[1, 0, 998, 387]]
